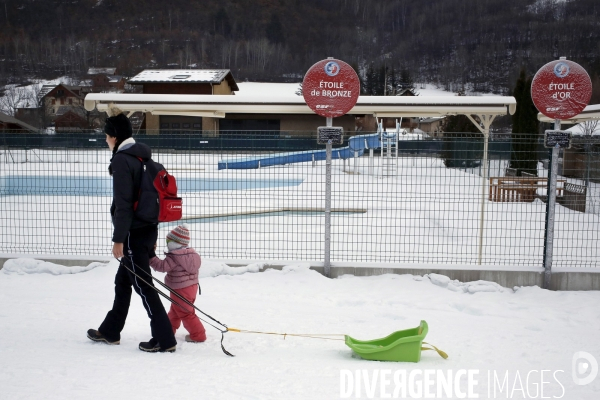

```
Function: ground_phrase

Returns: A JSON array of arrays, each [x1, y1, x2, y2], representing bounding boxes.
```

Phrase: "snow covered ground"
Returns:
[[1, 258, 600, 399]]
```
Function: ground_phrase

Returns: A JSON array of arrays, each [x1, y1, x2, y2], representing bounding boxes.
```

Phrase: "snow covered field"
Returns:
[[1, 258, 600, 400]]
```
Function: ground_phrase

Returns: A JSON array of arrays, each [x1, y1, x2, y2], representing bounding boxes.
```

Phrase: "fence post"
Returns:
[[323, 117, 333, 278], [543, 119, 561, 289]]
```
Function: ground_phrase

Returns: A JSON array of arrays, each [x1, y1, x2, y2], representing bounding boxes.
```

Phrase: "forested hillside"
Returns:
[[1, 0, 599, 96]]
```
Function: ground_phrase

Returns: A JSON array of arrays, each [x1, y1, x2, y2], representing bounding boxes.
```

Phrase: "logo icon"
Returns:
[[324, 61, 340, 77], [554, 62, 570, 78], [572, 351, 598, 385]]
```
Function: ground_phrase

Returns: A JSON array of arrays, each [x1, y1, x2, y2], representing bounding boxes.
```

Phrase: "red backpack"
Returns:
[[132, 157, 182, 223]]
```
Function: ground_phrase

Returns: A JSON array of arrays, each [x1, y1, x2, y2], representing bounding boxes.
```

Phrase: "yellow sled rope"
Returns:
[[227, 320, 448, 362]]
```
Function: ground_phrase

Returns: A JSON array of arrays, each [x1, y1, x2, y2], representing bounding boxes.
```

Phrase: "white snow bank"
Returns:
[[0, 257, 265, 278], [281, 262, 312, 273], [1, 258, 108, 275], [1, 258, 600, 399], [199, 261, 264, 278], [425, 273, 510, 293]]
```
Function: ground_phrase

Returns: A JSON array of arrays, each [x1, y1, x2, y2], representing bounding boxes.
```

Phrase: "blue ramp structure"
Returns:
[[217, 132, 386, 170]]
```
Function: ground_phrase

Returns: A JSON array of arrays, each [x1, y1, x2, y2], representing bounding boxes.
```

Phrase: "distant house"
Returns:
[[396, 88, 418, 96], [0, 111, 38, 132], [38, 83, 107, 130], [88, 67, 125, 92], [15, 106, 44, 129], [418, 117, 445, 137], [129, 69, 239, 95], [54, 106, 89, 132], [41, 84, 87, 119], [128, 69, 240, 133]]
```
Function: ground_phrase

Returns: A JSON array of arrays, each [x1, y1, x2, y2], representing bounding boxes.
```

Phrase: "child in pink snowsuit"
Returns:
[[149, 224, 206, 343]]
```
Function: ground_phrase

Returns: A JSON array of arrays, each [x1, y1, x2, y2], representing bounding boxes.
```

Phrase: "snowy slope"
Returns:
[[1, 259, 600, 399]]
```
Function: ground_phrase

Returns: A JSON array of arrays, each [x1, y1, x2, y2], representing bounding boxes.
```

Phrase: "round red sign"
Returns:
[[302, 58, 360, 118], [531, 59, 592, 120]]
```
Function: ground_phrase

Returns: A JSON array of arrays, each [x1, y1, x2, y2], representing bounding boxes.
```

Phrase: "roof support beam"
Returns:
[[84, 93, 517, 119]]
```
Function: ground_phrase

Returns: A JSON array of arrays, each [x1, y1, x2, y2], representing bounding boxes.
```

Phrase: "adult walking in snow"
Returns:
[[87, 108, 177, 353]]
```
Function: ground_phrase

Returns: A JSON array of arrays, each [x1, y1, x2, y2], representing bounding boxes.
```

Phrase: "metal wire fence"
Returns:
[[1, 131, 599, 269]]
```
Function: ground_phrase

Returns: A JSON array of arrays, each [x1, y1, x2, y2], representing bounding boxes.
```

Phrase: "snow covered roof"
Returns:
[[88, 68, 116, 75], [55, 106, 86, 118], [84, 93, 516, 118], [537, 104, 600, 124], [38, 85, 55, 99], [128, 69, 239, 91]]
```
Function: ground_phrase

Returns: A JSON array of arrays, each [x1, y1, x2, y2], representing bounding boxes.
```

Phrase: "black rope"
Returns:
[[116, 257, 234, 357], [118, 257, 229, 331]]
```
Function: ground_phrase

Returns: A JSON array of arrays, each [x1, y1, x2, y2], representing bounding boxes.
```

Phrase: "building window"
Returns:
[[51, 99, 55, 105], [68, 99, 72, 105]]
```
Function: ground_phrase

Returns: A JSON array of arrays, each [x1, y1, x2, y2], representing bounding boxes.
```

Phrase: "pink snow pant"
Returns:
[[168, 284, 206, 342]]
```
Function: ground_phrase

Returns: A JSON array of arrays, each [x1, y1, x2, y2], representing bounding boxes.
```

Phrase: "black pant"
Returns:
[[99, 225, 176, 348]]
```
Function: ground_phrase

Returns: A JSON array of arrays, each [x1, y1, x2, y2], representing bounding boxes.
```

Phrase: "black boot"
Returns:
[[139, 337, 176, 353], [87, 329, 120, 345]]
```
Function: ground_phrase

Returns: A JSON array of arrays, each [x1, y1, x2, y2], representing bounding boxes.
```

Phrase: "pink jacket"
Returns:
[[149, 248, 201, 290]]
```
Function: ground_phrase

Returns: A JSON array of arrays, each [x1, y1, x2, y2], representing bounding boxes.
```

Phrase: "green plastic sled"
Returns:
[[345, 320, 447, 363]]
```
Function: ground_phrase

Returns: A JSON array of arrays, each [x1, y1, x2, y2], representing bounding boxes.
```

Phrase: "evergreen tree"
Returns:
[[350, 62, 363, 95], [377, 64, 387, 95], [213, 8, 232, 38], [399, 67, 415, 91], [441, 100, 482, 169], [509, 68, 540, 176], [362, 63, 375, 95], [388, 66, 397, 95]]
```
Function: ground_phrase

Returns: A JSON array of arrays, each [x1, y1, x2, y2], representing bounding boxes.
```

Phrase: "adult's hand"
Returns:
[[112, 242, 124, 259]]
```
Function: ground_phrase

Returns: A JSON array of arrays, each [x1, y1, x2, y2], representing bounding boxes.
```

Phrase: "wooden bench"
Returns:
[[489, 177, 566, 202]]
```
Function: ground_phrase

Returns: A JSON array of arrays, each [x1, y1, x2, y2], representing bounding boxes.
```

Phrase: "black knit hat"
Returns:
[[104, 113, 132, 142]]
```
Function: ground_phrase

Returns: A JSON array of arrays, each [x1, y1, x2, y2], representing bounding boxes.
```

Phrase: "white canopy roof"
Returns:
[[537, 104, 600, 124], [84, 93, 516, 118]]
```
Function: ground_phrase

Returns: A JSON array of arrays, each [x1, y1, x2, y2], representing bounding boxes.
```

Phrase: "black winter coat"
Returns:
[[109, 141, 156, 243]]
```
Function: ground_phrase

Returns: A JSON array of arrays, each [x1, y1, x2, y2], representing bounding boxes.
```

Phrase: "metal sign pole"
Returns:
[[543, 118, 561, 289], [303, 57, 359, 278], [324, 117, 333, 277]]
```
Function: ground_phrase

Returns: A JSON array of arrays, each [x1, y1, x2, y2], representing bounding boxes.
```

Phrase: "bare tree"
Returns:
[[0, 86, 28, 116]]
